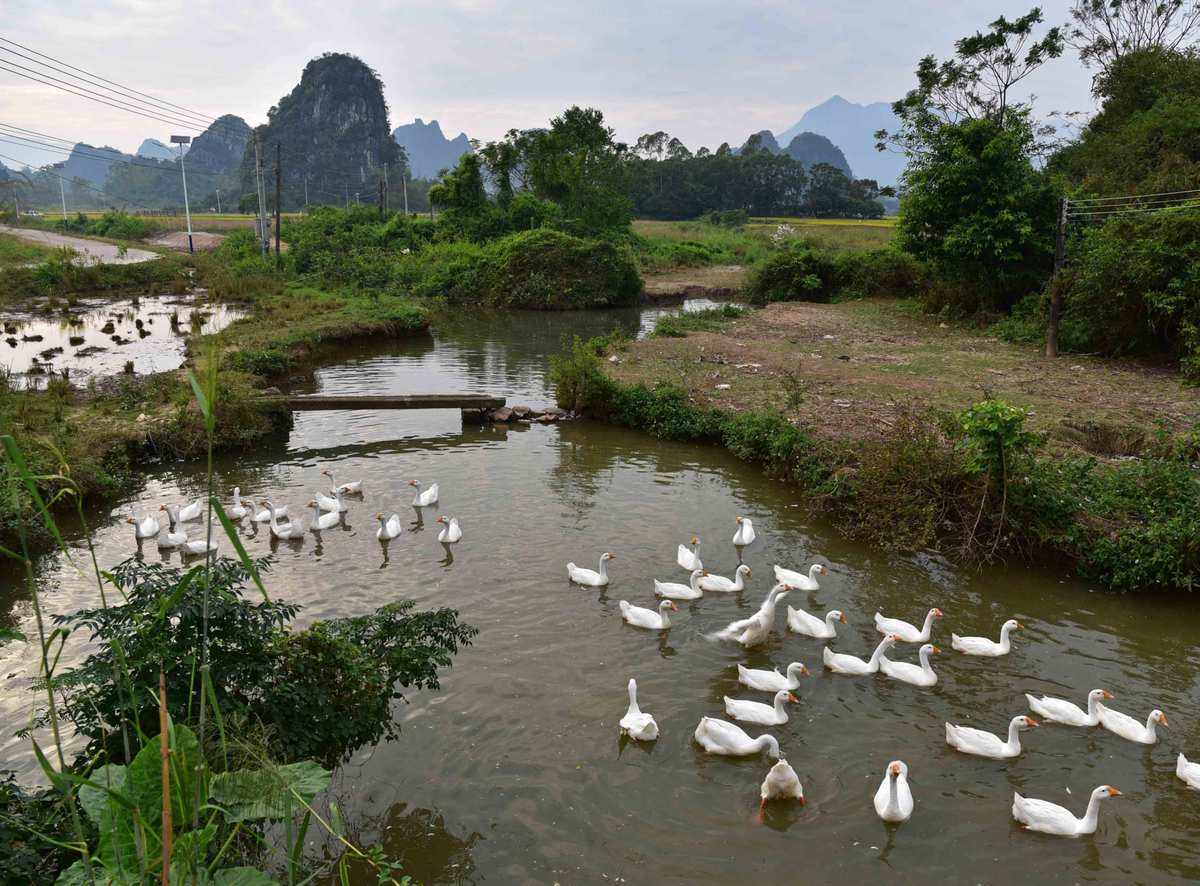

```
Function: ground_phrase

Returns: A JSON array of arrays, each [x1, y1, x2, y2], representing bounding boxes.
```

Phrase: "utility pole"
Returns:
[[382, 164, 389, 213], [402, 172, 409, 215], [253, 136, 268, 256], [58, 175, 67, 223], [274, 143, 282, 266], [171, 134, 194, 253], [215, 188, 221, 214], [1045, 197, 1069, 359], [303, 175, 308, 210], [378, 175, 384, 218]]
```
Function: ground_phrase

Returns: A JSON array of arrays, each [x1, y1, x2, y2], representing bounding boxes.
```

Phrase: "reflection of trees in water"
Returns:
[[363, 804, 482, 885]]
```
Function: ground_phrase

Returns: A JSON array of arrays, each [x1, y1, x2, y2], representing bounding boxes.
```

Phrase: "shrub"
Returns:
[[651, 304, 745, 337], [747, 243, 840, 304], [1052, 210, 1200, 375], [701, 209, 749, 228], [48, 556, 477, 766], [831, 248, 928, 300]]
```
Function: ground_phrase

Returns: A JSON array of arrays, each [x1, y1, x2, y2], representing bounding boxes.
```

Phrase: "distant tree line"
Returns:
[[625, 132, 888, 220]]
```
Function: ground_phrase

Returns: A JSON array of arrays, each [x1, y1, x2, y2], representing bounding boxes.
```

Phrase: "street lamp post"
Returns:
[[170, 134, 194, 253]]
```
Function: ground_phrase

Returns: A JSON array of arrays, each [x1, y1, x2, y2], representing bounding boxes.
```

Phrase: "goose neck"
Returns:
[[1081, 793, 1102, 832], [1005, 719, 1024, 751], [626, 680, 640, 715]]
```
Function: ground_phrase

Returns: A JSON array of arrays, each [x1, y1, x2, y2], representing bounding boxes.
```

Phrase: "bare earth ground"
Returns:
[[641, 264, 746, 299], [150, 231, 227, 252], [609, 299, 1200, 454]]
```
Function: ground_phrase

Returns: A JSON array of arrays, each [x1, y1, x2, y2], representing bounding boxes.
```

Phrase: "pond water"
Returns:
[[0, 292, 243, 385], [2, 302, 1198, 884]]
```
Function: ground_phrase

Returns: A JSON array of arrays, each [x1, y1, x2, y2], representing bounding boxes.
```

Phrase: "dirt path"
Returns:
[[610, 299, 1200, 456], [0, 224, 158, 265]]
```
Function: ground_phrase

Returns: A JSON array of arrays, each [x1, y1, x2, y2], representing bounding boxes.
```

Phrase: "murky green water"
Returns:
[[2, 303, 1198, 884]]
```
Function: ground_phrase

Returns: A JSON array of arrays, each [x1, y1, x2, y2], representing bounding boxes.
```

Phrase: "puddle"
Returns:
[[1, 292, 244, 386]]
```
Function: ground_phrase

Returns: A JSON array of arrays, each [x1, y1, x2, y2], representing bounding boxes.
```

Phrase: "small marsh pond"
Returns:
[[2, 302, 1198, 884], [0, 292, 243, 386]]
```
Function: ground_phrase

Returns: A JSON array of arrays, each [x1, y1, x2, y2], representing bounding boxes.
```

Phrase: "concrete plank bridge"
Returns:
[[258, 393, 568, 425]]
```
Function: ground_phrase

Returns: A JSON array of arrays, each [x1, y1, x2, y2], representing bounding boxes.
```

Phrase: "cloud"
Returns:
[[0, 0, 1095, 166]]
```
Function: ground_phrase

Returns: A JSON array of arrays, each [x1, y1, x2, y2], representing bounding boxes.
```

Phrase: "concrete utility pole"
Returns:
[[274, 143, 282, 266], [378, 176, 385, 218], [253, 136, 268, 256], [171, 134, 194, 253], [303, 175, 308, 209], [403, 172, 409, 215], [382, 163, 389, 213], [215, 188, 221, 213], [58, 175, 67, 222]]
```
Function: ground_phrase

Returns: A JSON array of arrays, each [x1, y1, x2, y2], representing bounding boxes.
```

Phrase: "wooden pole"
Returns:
[[274, 144, 282, 267], [1045, 197, 1068, 358], [158, 670, 172, 884]]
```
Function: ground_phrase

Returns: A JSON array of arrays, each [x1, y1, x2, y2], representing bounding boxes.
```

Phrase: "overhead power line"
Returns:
[[0, 149, 157, 211]]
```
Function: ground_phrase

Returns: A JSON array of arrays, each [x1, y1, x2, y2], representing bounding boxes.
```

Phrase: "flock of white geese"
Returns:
[[569, 517, 1195, 835], [125, 470, 463, 551]]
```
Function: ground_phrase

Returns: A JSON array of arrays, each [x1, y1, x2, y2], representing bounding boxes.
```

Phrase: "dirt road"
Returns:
[[0, 224, 158, 264]]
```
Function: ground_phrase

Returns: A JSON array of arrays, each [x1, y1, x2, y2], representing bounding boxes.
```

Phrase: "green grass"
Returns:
[[0, 233, 55, 268], [746, 217, 895, 251], [651, 304, 748, 337]]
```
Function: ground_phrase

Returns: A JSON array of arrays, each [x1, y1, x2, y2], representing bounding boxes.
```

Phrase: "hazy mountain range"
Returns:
[[777, 95, 904, 186], [136, 138, 184, 162], [392, 118, 472, 180]]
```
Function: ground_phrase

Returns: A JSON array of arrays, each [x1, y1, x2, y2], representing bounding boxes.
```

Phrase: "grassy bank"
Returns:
[[0, 249, 189, 305], [0, 232, 55, 267], [555, 304, 1200, 592]]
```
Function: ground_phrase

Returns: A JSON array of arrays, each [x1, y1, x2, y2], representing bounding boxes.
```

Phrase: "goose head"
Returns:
[[659, 600, 678, 613], [776, 690, 799, 705], [408, 479, 421, 488], [436, 516, 447, 525], [887, 760, 908, 779], [1151, 709, 1169, 728], [735, 516, 744, 524], [812, 564, 829, 577], [1013, 715, 1038, 731], [1093, 785, 1122, 801], [920, 643, 940, 657], [828, 609, 847, 624], [600, 552, 615, 562], [1088, 689, 1114, 704], [928, 607, 944, 620], [1002, 618, 1023, 632], [690, 535, 699, 545], [736, 565, 752, 577]]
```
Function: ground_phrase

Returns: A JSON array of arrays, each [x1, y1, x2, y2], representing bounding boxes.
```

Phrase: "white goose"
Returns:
[[875, 608, 943, 644], [436, 516, 462, 543], [759, 760, 804, 813], [786, 605, 845, 639], [321, 468, 362, 495], [715, 583, 790, 646], [228, 488, 249, 520], [182, 537, 218, 557], [314, 487, 347, 513], [1012, 785, 1121, 836], [823, 634, 897, 675], [176, 498, 203, 522], [655, 568, 704, 601], [773, 563, 828, 591], [127, 512, 160, 540], [677, 536, 702, 572], [567, 552, 614, 587], [263, 500, 305, 540], [375, 512, 402, 541], [698, 564, 751, 593], [1177, 753, 1200, 789], [156, 507, 187, 549], [252, 501, 287, 523], [619, 678, 658, 741], [693, 717, 780, 758], [308, 500, 341, 531], [879, 643, 940, 687], [952, 618, 1022, 656], [738, 661, 809, 693], [1097, 704, 1167, 745], [1025, 688, 1113, 727], [732, 516, 756, 546], [409, 479, 439, 507], [724, 689, 797, 726], [945, 715, 1037, 759], [619, 599, 677, 630], [874, 761, 914, 823]]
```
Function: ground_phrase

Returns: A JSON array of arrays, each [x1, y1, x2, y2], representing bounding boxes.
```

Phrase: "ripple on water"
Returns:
[[2, 309, 1198, 884]]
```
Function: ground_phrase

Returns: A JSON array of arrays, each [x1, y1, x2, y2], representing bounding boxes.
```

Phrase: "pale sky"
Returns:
[[1, 0, 1096, 169]]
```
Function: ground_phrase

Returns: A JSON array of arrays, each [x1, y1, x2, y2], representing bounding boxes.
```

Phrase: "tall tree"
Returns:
[[1069, 0, 1200, 72]]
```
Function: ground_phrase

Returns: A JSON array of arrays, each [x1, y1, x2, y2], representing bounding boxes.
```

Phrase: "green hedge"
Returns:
[[747, 243, 927, 305]]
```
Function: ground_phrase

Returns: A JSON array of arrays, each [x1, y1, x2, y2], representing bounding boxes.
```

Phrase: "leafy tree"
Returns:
[[897, 115, 1057, 305], [522, 106, 633, 235], [880, 7, 1064, 153], [1069, 0, 1200, 72]]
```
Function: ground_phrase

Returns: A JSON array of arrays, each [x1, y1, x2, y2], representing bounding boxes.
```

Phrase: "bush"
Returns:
[[48, 556, 477, 766], [84, 210, 159, 241], [651, 304, 745, 337], [701, 209, 749, 228], [1051, 210, 1200, 375], [748, 243, 924, 304]]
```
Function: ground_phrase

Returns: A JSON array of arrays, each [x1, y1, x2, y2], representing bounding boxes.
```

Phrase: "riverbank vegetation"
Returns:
[[0, 368, 474, 882], [554, 326, 1200, 591]]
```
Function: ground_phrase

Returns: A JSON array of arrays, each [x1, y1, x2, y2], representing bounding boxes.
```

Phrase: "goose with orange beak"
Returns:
[[952, 617, 1022, 656], [619, 598, 677, 630], [1097, 704, 1167, 745], [1013, 785, 1121, 836], [677, 535, 702, 572], [946, 715, 1037, 759], [1026, 688, 1113, 727], [874, 761, 913, 823], [725, 689, 798, 726], [732, 515, 756, 546]]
